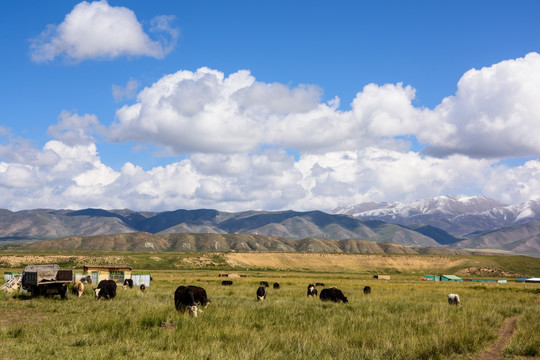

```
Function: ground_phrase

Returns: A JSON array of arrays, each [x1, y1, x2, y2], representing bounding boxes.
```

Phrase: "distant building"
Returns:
[[441, 275, 463, 282], [83, 265, 133, 284], [131, 272, 152, 287], [3, 272, 19, 281], [423, 275, 463, 282]]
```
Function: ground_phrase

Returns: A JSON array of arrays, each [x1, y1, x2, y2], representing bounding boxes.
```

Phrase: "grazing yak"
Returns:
[[94, 280, 117, 300], [139, 284, 146, 292], [320, 287, 348, 303], [175, 286, 198, 317], [221, 280, 233, 286], [260, 281, 270, 287], [363, 286, 371, 294], [448, 293, 461, 305], [256, 286, 267, 301], [307, 284, 318, 297], [273, 282, 280, 289], [188, 285, 210, 307], [72, 281, 84, 297], [80, 275, 92, 284], [123, 279, 133, 289]]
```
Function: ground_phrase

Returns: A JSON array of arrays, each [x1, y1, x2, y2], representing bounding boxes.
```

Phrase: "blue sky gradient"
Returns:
[[1, 1, 540, 211]]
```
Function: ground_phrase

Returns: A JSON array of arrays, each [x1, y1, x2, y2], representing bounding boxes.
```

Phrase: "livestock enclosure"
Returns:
[[1, 268, 539, 360]]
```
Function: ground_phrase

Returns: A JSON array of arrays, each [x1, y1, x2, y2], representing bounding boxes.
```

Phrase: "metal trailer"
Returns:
[[21, 264, 73, 299]]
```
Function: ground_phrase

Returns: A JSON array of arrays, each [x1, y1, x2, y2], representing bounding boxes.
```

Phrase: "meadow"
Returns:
[[1, 267, 539, 360]]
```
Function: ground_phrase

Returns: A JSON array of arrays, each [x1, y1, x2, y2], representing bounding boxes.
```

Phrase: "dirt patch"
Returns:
[[178, 255, 221, 268], [474, 316, 518, 360], [224, 253, 469, 272], [160, 321, 176, 329], [0, 310, 50, 324]]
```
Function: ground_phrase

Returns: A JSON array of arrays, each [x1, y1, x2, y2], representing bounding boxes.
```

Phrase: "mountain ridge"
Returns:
[[0, 208, 439, 248], [332, 195, 540, 256], [18, 232, 469, 255], [3, 196, 540, 256]]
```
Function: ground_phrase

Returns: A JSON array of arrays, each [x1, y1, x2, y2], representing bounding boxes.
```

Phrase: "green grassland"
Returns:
[[1, 251, 539, 359], [1, 250, 540, 276], [1, 268, 539, 359]]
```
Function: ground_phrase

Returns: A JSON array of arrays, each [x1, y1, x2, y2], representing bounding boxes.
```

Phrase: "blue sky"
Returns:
[[1, 1, 540, 212]]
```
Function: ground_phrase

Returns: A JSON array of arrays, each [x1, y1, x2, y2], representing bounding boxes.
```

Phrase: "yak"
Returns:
[[320, 287, 348, 303], [307, 284, 318, 297], [448, 293, 461, 305], [256, 286, 267, 301], [94, 280, 117, 300], [72, 281, 84, 297], [175, 286, 198, 317]]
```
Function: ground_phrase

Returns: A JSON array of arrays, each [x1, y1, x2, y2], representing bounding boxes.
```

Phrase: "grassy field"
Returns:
[[1, 268, 539, 360], [1, 250, 539, 276]]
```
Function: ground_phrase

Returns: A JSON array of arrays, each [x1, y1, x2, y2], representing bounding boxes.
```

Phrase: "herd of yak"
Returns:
[[174, 281, 356, 317], [73, 278, 461, 318]]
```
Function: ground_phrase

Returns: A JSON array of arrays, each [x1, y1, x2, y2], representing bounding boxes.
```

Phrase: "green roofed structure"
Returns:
[[441, 275, 463, 282], [423, 275, 463, 281]]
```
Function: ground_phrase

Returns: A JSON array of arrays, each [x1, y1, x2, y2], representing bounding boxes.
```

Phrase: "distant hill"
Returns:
[[4, 201, 540, 256], [455, 220, 540, 255], [332, 195, 540, 256], [19, 232, 468, 255], [406, 225, 462, 245]]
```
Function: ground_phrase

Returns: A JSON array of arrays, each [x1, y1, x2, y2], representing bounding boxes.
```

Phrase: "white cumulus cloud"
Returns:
[[422, 52, 540, 158], [112, 79, 140, 102], [107, 68, 423, 155], [30, 0, 178, 63], [483, 160, 540, 204], [47, 111, 105, 145], [3, 53, 540, 211]]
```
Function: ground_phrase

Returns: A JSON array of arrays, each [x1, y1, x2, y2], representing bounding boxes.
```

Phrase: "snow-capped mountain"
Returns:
[[333, 195, 504, 218], [332, 196, 540, 237]]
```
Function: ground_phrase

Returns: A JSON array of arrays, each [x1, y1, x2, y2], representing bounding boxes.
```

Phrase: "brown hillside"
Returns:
[[19, 232, 468, 256]]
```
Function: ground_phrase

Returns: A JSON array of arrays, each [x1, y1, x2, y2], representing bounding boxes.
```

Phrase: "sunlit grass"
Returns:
[[0, 270, 538, 359]]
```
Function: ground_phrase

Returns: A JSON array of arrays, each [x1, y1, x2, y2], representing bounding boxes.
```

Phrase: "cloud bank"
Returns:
[[423, 52, 540, 158], [110, 52, 540, 160], [30, 0, 178, 63], [2, 53, 540, 211]]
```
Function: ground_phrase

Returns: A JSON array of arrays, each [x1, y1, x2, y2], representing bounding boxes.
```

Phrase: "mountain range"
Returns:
[[0, 208, 439, 247], [2, 195, 540, 256], [332, 195, 540, 256]]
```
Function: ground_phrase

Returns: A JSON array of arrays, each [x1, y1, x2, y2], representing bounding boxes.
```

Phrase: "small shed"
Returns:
[[441, 275, 463, 282], [4, 272, 19, 282], [423, 275, 439, 281], [131, 273, 152, 287], [524, 278, 540, 283], [83, 265, 132, 284]]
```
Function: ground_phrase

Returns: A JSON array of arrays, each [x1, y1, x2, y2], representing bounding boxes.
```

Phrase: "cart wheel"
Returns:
[[60, 285, 68, 299]]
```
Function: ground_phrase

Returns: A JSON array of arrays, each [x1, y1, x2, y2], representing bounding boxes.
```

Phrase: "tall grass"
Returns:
[[0, 271, 538, 359]]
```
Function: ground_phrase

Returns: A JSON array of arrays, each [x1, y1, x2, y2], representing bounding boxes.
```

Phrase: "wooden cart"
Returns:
[[21, 265, 73, 299]]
